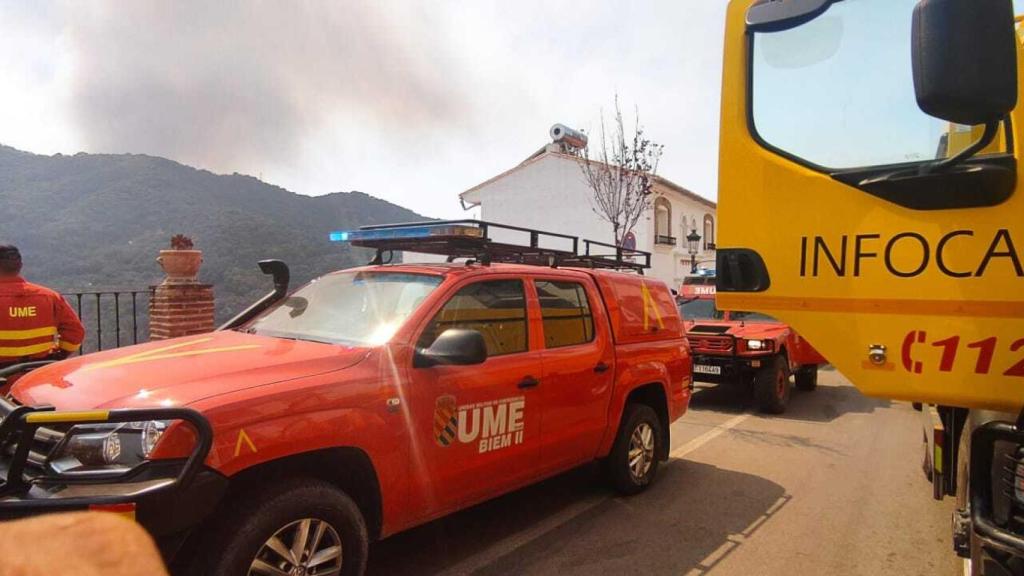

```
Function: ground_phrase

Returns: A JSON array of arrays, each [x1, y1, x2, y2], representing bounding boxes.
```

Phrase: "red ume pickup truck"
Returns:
[[678, 276, 825, 414], [0, 221, 691, 576]]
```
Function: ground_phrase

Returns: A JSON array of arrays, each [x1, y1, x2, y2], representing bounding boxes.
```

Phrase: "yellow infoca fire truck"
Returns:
[[719, 0, 1022, 573]]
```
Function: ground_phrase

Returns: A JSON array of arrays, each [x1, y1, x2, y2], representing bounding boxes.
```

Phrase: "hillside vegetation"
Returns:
[[0, 145, 429, 339]]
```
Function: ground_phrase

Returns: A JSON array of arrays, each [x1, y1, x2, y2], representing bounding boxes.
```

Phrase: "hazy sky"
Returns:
[[0, 1, 728, 219]]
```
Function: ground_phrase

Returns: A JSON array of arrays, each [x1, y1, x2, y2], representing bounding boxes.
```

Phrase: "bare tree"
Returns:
[[576, 96, 664, 247]]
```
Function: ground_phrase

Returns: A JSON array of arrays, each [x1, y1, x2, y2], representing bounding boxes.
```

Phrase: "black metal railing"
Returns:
[[63, 289, 153, 354], [655, 235, 677, 246]]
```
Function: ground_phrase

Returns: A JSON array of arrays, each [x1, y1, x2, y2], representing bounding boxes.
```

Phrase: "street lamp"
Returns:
[[686, 229, 702, 273]]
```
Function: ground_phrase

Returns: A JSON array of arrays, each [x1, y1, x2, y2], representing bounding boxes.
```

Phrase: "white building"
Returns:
[[458, 139, 717, 291]]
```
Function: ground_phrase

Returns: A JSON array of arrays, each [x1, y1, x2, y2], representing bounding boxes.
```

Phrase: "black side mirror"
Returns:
[[414, 329, 488, 368], [913, 0, 1017, 126]]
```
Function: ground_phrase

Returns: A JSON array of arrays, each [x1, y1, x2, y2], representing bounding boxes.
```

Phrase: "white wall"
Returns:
[[464, 153, 716, 291], [471, 154, 615, 250], [647, 188, 717, 289]]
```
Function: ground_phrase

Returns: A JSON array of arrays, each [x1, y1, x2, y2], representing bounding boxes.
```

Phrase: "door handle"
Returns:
[[594, 362, 610, 373], [518, 376, 540, 389]]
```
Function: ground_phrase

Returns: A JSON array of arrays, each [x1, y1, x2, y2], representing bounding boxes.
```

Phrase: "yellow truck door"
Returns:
[[717, 0, 1023, 410]]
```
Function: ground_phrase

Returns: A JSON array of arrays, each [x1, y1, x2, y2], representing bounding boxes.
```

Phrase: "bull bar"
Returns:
[[968, 420, 1024, 567], [0, 396, 213, 507]]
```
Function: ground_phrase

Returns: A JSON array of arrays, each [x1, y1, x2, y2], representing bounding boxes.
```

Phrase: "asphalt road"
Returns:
[[368, 370, 962, 576]]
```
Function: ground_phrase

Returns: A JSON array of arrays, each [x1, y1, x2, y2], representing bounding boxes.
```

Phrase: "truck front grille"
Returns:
[[687, 335, 734, 352]]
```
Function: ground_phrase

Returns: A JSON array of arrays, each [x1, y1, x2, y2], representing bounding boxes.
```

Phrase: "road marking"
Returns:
[[441, 412, 751, 575], [670, 412, 751, 459], [440, 493, 608, 576], [684, 494, 792, 576]]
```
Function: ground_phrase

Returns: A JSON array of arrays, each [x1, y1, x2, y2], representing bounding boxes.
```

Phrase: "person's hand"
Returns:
[[49, 349, 70, 361], [0, 512, 169, 576]]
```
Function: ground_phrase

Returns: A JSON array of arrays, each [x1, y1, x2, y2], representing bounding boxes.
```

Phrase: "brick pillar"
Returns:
[[149, 249, 215, 341]]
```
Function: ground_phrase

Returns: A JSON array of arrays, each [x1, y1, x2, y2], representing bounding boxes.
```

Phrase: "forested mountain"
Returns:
[[0, 144, 430, 342]]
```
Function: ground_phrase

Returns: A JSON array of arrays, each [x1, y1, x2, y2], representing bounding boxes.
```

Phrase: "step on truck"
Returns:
[[718, 1, 1023, 573], [0, 220, 691, 576], [678, 278, 826, 414]]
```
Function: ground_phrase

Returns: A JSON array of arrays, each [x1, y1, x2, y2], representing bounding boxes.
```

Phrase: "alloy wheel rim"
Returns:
[[628, 422, 655, 482], [249, 518, 343, 576]]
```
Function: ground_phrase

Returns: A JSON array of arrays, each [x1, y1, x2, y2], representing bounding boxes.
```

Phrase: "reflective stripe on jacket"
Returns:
[[0, 277, 85, 364]]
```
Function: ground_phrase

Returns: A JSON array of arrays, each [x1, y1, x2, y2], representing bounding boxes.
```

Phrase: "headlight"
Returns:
[[142, 420, 169, 457], [746, 339, 765, 350], [49, 420, 170, 475]]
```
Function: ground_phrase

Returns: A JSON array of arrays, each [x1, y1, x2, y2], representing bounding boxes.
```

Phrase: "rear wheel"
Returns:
[[605, 403, 662, 495], [185, 478, 368, 576], [755, 355, 791, 414], [795, 365, 818, 391]]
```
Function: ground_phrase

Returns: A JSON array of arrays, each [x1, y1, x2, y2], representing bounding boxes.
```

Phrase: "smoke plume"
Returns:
[[64, 1, 464, 172]]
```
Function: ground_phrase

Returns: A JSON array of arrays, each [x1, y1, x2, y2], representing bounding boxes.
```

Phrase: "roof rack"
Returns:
[[329, 220, 651, 273]]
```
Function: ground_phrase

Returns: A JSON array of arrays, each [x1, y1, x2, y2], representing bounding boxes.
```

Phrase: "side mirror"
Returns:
[[912, 0, 1017, 126], [414, 329, 488, 368]]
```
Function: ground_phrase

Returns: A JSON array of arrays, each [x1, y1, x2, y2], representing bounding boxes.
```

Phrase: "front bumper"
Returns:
[[966, 421, 1024, 573], [0, 397, 223, 559], [690, 353, 775, 384]]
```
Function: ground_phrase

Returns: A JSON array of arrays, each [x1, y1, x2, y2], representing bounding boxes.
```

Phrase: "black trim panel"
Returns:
[[717, 249, 771, 293], [833, 155, 1016, 210]]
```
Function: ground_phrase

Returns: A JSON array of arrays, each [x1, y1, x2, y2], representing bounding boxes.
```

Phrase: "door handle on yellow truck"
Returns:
[[518, 376, 540, 389]]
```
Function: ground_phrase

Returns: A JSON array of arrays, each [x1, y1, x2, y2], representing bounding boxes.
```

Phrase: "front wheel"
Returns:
[[755, 355, 791, 414], [605, 403, 663, 495], [186, 478, 368, 576], [795, 365, 818, 391]]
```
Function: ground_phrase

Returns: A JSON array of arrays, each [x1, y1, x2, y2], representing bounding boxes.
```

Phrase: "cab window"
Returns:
[[418, 279, 528, 356], [536, 280, 595, 348], [750, 0, 1008, 170]]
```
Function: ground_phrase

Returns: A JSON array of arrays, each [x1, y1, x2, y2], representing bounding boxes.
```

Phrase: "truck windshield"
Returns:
[[679, 298, 717, 320], [243, 271, 442, 346], [679, 299, 779, 323]]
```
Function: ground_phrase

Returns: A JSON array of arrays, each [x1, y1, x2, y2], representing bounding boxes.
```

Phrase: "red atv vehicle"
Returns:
[[677, 277, 825, 414]]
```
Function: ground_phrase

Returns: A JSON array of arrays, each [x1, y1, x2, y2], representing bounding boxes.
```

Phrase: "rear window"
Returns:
[[536, 280, 595, 348]]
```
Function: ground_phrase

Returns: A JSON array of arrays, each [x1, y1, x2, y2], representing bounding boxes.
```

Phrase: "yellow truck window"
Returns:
[[751, 0, 1007, 170]]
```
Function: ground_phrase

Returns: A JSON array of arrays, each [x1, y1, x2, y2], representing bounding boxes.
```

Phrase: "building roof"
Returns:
[[459, 145, 716, 210]]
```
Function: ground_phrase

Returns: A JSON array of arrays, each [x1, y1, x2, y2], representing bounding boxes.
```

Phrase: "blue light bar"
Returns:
[[329, 224, 483, 243]]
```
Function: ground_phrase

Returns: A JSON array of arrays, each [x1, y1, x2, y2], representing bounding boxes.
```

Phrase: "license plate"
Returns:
[[694, 364, 721, 375]]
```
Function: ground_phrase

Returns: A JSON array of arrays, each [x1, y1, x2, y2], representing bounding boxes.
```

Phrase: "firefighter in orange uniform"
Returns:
[[0, 245, 85, 370]]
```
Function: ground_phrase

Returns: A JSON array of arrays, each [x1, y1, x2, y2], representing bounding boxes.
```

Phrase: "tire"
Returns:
[[184, 478, 368, 576], [755, 355, 791, 414], [605, 403, 663, 495], [795, 365, 818, 391], [955, 425, 981, 576]]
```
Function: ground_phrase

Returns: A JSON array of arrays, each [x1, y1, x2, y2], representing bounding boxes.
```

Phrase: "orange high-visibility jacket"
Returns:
[[0, 277, 85, 364]]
